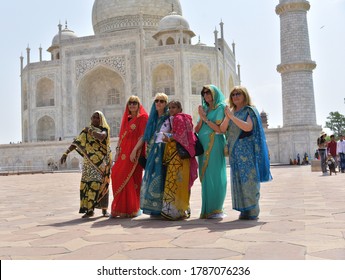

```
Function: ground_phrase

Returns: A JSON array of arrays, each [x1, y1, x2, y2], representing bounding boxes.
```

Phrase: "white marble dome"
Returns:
[[52, 25, 78, 46], [158, 12, 190, 32], [92, 0, 182, 34]]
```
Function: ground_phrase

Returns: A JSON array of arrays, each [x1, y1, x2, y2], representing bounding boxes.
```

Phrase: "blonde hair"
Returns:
[[154, 92, 168, 103], [229, 85, 254, 109], [127, 95, 141, 106]]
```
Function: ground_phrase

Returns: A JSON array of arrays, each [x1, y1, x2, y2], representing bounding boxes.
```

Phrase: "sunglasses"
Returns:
[[155, 99, 166, 104], [168, 106, 177, 109], [128, 101, 138, 105], [231, 92, 242, 97], [202, 90, 211, 97]]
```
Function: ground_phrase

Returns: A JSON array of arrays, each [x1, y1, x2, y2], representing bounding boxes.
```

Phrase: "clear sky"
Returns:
[[1, 0, 344, 144]]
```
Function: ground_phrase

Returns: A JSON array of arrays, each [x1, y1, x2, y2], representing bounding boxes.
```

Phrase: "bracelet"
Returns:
[[63, 152, 68, 157]]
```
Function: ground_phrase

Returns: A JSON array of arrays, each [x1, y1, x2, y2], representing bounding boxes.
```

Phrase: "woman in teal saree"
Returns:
[[195, 85, 227, 219], [221, 86, 272, 220]]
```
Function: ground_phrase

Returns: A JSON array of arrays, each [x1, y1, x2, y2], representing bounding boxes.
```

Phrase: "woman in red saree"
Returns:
[[111, 96, 148, 217]]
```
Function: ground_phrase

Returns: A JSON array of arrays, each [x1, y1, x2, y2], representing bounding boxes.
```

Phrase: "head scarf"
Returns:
[[119, 98, 148, 139], [201, 85, 226, 111], [92, 111, 110, 144], [143, 100, 169, 142]]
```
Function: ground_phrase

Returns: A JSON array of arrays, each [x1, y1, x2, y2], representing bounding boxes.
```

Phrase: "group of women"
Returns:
[[60, 85, 271, 221]]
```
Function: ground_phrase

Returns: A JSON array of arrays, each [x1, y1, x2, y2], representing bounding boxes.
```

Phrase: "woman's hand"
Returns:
[[198, 106, 207, 122], [83, 127, 90, 133], [60, 154, 67, 164], [225, 106, 234, 120], [130, 149, 138, 162]]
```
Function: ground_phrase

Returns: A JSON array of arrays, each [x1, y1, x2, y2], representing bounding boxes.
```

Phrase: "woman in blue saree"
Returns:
[[140, 93, 170, 216], [220, 86, 272, 220], [195, 85, 227, 219]]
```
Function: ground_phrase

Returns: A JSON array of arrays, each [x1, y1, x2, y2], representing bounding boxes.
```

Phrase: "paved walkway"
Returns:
[[1, 165, 345, 260]]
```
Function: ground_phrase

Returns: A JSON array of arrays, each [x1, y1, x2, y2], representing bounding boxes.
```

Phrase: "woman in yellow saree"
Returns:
[[60, 111, 112, 218], [161, 101, 198, 220]]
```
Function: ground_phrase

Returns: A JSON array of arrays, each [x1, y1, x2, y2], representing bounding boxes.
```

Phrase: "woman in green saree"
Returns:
[[60, 111, 112, 218], [195, 85, 227, 219]]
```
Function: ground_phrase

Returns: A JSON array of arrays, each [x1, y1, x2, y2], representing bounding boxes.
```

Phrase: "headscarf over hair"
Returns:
[[119, 96, 147, 138], [127, 95, 141, 106], [201, 85, 226, 111], [92, 111, 111, 144], [143, 93, 169, 142]]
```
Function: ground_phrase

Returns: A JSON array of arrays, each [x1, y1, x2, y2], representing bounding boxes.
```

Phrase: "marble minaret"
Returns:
[[276, 0, 317, 127], [265, 0, 321, 163]]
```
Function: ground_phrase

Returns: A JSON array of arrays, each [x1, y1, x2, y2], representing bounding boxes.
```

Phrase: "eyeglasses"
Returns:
[[202, 90, 211, 97], [155, 99, 166, 104], [128, 101, 138, 105], [231, 92, 242, 97]]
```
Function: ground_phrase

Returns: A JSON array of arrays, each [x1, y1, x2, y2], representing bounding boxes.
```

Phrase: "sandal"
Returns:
[[82, 211, 94, 218], [102, 209, 110, 217]]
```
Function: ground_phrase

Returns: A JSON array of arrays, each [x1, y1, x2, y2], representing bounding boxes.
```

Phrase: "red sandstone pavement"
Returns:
[[0, 165, 345, 260]]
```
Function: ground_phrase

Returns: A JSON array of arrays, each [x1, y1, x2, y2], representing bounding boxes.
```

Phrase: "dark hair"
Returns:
[[168, 100, 182, 112]]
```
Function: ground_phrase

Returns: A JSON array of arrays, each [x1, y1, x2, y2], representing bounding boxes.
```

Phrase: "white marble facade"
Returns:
[[0, 0, 322, 171], [3, 0, 238, 171], [20, 0, 238, 143]]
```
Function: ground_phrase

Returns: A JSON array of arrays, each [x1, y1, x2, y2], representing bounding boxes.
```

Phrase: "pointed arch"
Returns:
[[191, 63, 211, 95], [152, 64, 175, 96], [37, 116, 56, 141], [78, 65, 125, 137], [166, 37, 175, 45], [36, 77, 55, 107]]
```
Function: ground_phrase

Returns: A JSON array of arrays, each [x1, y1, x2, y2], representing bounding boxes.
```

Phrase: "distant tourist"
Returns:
[[317, 132, 328, 176], [327, 135, 337, 170], [337, 134, 345, 173]]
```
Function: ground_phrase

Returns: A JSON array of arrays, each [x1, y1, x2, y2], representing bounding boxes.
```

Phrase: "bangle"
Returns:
[[63, 152, 68, 157]]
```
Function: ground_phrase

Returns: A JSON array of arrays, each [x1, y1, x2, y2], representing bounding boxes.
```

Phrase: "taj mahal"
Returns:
[[0, 0, 321, 171]]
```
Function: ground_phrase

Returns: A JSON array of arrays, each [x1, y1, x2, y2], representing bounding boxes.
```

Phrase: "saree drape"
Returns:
[[198, 85, 227, 218], [161, 113, 198, 220], [72, 111, 112, 214], [140, 102, 169, 215], [227, 105, 272, 219], [111, 105, 148, 217]]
